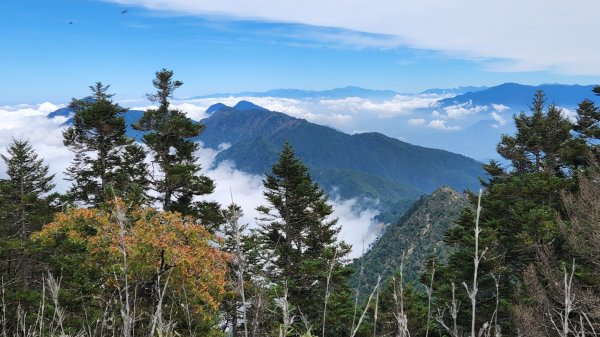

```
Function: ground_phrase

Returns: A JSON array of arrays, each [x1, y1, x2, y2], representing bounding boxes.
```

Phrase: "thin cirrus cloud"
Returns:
[[106, 0, 600, 75]]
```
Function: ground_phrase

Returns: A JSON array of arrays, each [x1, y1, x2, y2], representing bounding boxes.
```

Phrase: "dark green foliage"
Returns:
[[374, 278, 429, 337], [0, 139, 56, 286], [199, 103, 483, 221], [113, 143, 151, 206], [497, 90, 574, 175], [133, 69, 214, 213], [572, 97, 600, 163], [434, 194, 507, 334], [257, 143, 354, 336], [0, 139, 57, 325], [352, 187, 469, 296], [219, 203, 275, 336], [431, 90, 599, 335], [214, 122, 485, 193], [63, 82, 146, 206], [573, 99, 600, 141]]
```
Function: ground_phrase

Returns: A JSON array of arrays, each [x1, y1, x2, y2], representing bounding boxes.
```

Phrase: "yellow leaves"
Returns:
[[33, 201, 230, 318]]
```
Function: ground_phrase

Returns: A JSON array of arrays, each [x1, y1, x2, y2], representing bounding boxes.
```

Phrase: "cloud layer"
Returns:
[[108, 0, 600, 75], [0, 103, 73, 191], [1, 102, 384, 258]]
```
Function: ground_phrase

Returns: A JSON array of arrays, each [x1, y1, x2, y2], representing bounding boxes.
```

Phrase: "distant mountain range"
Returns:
[[193, 85, 493, 100], [190, 86, 401, 100], [438, 83, 597, 109], [194, 100, 485, 220], [200, 101, 484, 194], [47, 99, 486, 223], [46, 82, 598, 222], [419, 86, 488, 96]]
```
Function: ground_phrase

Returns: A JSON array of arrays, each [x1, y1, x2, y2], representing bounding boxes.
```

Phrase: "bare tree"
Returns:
[[392, 252, 410, 337], [462, 189, 486, 337]]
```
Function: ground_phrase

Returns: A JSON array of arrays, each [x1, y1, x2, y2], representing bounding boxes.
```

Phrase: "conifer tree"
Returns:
[[63, 82, 145, 206], [0, 138, 56, 288], [114, 143, 151, 206], [257, 143, 353, 336], [133, 69, 214, 213], [573, 99, 600, 142], [432, 91, 583, 335], [572, 97, 600, 162], [497, 90, 574, 175]]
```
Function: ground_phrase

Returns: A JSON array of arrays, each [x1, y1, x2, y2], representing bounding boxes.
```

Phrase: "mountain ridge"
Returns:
[[439, 83, 598, 108], [203, 107, 486, 194], [352, 186, 470, 291]]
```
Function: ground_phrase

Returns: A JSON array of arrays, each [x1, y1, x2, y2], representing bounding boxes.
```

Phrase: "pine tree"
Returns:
[[114, 143, 151, 206], [497, 90, 574, 175], [432, 91, 584, 335], [0, 138, 56, 288], [257, 143, 353, 336], [574, 99, 600, 141], [63, 82, 144, 206], [572, 98, 600, 162], [133, 69, 214, 213]]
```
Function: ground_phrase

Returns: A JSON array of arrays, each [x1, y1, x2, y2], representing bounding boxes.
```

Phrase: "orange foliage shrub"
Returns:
[[33, 202, 229, 318]]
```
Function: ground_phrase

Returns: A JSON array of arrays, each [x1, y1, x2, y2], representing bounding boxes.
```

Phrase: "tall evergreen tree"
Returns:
[[497, 90, 574, 175], [573, 99, 600, 142], [432, 91, 584, 335], [257, 143, 353, 336], [63, 82, 146, 206], [0, 138, 56, 288], [114, 143, 151, 206], [572, 97, 600, 163], [133, 69, 214, 213]]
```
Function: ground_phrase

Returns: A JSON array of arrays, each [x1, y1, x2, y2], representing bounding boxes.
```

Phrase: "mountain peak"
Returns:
[[206, 103, 230, 114], [233, 101, 268, 111]]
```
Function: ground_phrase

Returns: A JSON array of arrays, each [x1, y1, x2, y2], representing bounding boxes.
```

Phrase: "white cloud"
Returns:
[[106, 0, 600, 75], [407, 118, 426, 126], [195, 144, 384, 258], [129, 93, 449, 131], [559, 106, 578, 123], [130, 102, 214, 121], [0, 103, 73, 192], [428, 119, 460, 131], [491, 103, 510, 112], [443, 100, 488, 119], [318, 94, 442, 118], [0, 102, 384, 257], [490, 111, 507, 128]]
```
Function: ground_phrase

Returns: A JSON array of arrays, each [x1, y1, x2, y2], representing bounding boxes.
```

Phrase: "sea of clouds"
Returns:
[[0, 100, 392, 258]]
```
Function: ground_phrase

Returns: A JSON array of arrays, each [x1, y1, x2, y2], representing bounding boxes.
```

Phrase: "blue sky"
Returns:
[[2, 0, 600, 104], [2, 0, 599, 246]]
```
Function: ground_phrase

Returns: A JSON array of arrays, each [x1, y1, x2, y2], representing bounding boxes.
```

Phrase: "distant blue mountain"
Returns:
[[439, 83, 598, 109], [233, 100, 268, 111], [420, 86, 488, 95], [197, 103, 485, 194], [191, 86, 401, 100], [47, 107, 72, 121], [206, 103, 229, 114]]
